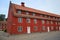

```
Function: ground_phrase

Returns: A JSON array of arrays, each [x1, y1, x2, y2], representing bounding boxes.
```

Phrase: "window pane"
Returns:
[[42, 26, 45, 30], [47, 21, 49, 24], [26, 18, 30, 23], [17, 10, 21, 14], [51, 21, 53, 24], [26, 12, 29, 15], [33, 13, 35, 16], [18, 17, 22, 23], [34, 26, 38, 30], [18, 26, 22, 32], [42, 20, 45, 24], [34, 19, 37, 24], [51, 26, 53, 30]]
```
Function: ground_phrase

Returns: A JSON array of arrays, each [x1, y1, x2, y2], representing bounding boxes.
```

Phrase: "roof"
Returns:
[[11, 2, 60, 17]]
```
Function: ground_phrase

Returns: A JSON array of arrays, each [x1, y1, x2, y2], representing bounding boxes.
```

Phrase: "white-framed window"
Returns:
[[42, 26, 45, 30], [55, 22, 57, 25], [26, 12, 29, 15], [18, 17, 22, 23], [51, 21, 53, 24], [42, 20, 45, 24], [47, 21, 49, 24], [48, 16, 50, 18], [17, 10, 21, 14], [56, 27, 58, 29], [51, 26, 54, 30], [58, 22, 60, 25], [18, 26, 23, 32], [34, 19, 37, 24], [26, 18, 30, 23], [32, 13, 35, 16], [34, 26, 38, 30]]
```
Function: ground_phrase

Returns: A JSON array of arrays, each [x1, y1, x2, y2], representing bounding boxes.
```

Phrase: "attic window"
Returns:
[[17, 9, 21, 14]]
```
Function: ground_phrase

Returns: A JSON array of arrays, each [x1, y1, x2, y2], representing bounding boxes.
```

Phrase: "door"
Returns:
[[47, 27, 50, 32], [27, 26, 31, 34], [59, 27, 60, 30]]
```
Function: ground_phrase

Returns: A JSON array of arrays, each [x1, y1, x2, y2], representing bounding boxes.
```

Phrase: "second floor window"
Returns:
[[34, 19, 37, 24], [42, 26, 45, 30], [32, 13, 35, 16], [55, 22, 57, 25], [47, 21, 49, 24], [18, 17, 22, 23], [51, 21, 53, 24], [42, 20, 45, 24], [51, 26, 54, 30], [26, 18, 30, 23], [17, 10, 21, 14]]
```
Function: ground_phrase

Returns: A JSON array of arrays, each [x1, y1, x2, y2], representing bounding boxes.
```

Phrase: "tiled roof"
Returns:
[[11, 3, 60, 17]]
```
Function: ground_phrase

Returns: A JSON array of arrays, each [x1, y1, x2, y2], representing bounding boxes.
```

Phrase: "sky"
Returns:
[[0, 0, 60, 18]]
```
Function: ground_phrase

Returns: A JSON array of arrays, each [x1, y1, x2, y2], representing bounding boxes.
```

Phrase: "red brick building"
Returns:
[[7, 1, 60, 34]]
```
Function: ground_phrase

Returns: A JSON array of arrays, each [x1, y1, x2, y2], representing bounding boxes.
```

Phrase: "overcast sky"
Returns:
[[0, 0, 60, 18]]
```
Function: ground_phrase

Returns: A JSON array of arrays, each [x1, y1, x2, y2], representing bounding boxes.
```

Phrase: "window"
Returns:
[[48, 16, 50, 18], [47, 21, 49, 24], [55, 22, 57, 25], [26, 18, 30, 23], [56, 27, 58, 29], [34, 19, 37, 24], [17, 10, 21, 14], [51, 26, 53, 30], [18, 26, 23, 32], [26, 12, 29, 15], [42, 20, 45, 24], [18, 17, 22, 23], [32, 13, 35, 16], [51, 21, 53, 24], [34, 26, 38, 30], [58, 22, 60, 25], [42, 26, 45, 30]]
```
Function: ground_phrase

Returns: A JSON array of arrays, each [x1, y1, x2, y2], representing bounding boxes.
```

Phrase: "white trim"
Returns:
[[47, 27, 50, 32], [27, 26, 31, 34]]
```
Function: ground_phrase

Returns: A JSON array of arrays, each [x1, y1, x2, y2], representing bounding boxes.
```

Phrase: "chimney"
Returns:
[[21, 2, 25, 7]]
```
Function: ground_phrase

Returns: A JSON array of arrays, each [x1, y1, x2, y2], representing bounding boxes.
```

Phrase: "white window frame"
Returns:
[[42, 26, 45, 30], [51, 26, 54, 30], [42, 20, 45, 24], [18, 17, 22, 23], [34, 26, 38, 30], [33, 13, 35, 16], [17, 10, 21, 14], [26, 12, 29, 15], [51, 21, 53, 24], [18, 26, 23, 32], [26, 18, 30, 23], [47, 21, 49, 24], [56, 22, 57, 25], [34, 19, 37, 24]]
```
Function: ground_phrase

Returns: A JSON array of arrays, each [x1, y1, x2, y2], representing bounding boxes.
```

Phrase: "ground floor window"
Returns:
[[18, 26, 23, 32], [42, 26, 45, 30], [56, 27, 58, 30], [34, 26, 38, 31], [51, 26, 54, 30]]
